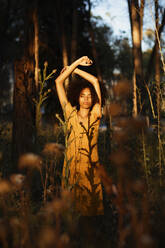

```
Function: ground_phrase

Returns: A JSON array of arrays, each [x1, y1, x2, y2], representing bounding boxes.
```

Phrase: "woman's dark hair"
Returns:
[[67, 78, 100, 110]]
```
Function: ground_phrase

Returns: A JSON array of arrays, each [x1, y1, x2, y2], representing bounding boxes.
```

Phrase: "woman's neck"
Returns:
[[78, 108, 90, 119]]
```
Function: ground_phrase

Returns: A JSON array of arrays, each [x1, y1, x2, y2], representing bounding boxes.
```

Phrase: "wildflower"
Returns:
[[18, 153, 42, 170], [46, 199, 63, 215], [60, 233, 70, 245], [0, 180, 11, 194], [61, 189, 73, 208], [53, 199, 64, 213], [38, 227, 55, 247], [10, 174, 25, 188], [44, 61, 48, 67], [46, 190, 73, 215], [46, 185, 55, 195], [42, 143, 65, 159], [140, 234, 153, 246]]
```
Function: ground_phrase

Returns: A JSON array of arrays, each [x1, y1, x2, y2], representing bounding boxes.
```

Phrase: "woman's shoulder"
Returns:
[[91, 103, 102, 119], [63, 102, 77, 119]]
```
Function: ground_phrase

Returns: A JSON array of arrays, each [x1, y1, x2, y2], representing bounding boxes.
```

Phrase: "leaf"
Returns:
[[85, 170, 94, 183], [89, 117, 100, 129], [91, 183, 100, 192], [80, 122, 87, 133], [90, 143, 97, 151], [67, 138, 75, 147], [38, 71, 42, 83], [65, 156, 73, 167], [79, 152, 89, 157], [43, 65, 47, 81], [66, 126, 72, 139], [79, 148, 88, 153], [82, 185, 91, 195], [56, 114, 65, 126]]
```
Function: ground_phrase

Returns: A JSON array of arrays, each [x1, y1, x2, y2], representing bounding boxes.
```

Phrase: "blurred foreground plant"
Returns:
[[33, 62, 57, 137]]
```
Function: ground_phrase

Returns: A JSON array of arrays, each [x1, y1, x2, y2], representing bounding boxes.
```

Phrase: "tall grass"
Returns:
[[0, 74, 165, 247]]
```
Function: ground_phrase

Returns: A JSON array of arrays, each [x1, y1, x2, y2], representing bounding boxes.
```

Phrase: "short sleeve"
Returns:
[[63, 102, 76, 120], [91, 103, 102, 119]]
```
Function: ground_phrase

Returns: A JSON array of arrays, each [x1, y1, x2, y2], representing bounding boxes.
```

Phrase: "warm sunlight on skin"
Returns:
[[79, 88, 92, 109], [55, 56, 104, 216]]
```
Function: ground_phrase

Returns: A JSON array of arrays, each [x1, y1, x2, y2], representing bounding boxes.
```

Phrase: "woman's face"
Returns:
[[79, 88, 92, 109]]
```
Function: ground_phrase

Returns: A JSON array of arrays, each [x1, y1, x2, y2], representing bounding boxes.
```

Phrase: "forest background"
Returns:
[[0, 0, 165, 247]]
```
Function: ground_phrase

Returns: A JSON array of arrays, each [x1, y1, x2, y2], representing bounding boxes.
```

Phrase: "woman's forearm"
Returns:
[[55, 56, 101, 108], [73, 68, 98, 85], [55, 58, 82, 108], [74, 68, 101, 104], [55, 59, 81, 85]]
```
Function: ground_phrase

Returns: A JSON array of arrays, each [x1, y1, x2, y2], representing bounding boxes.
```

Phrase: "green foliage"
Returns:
[[33, 62, 57, 136], [56, 111, 72, 189]]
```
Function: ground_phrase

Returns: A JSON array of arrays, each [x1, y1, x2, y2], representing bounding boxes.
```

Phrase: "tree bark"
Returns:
[[12, 1, 37, 170], [155, 0, 162, 180], [71, 0, 78, 63], [33, 6, 39, 92], [140, 0, 145, 40], [155, 0, 160, 116], [144, 9, 165, 84], [128, 0, 145, 115], [132, 71, 137, 117], [57, 0, 69, 87]]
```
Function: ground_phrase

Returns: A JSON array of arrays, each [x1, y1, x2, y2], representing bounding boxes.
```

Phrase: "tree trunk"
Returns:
[[128, 0, 145, 115], [61, 25, 69, 87], [33, 7, 39, 92], [128, 0, 137, 116], [12, 1, 37, 170], [132, 71, 137, 117], [71, 0, 78, 63], [155, 0, 160, 117], [144, 9, 165, 84], [57, 0, 69, 87], [140, 0, 145, 40], [155, 0, 162, 181], [32, 5, 41, 135]]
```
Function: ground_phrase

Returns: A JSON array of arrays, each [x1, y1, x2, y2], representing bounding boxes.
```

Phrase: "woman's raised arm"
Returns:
[[73, 68, 102, 106], [55, 56, 93, 109]]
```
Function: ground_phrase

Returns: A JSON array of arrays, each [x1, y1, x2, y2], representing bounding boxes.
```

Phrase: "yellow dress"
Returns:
[[62, 102, 104, 216]]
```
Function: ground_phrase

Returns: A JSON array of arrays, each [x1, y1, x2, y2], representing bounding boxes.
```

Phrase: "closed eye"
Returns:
[[80, 94, 91, 97]]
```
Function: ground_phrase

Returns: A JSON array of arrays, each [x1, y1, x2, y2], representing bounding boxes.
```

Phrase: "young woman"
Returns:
[[55, 56, 104, 216]]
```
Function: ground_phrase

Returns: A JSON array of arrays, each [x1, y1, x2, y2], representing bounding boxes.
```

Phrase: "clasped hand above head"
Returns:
[[78, 56, 93, 66], [55, 55, 101, 114], [60, 56, 92, 75], [60, 65, 69, 74]]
